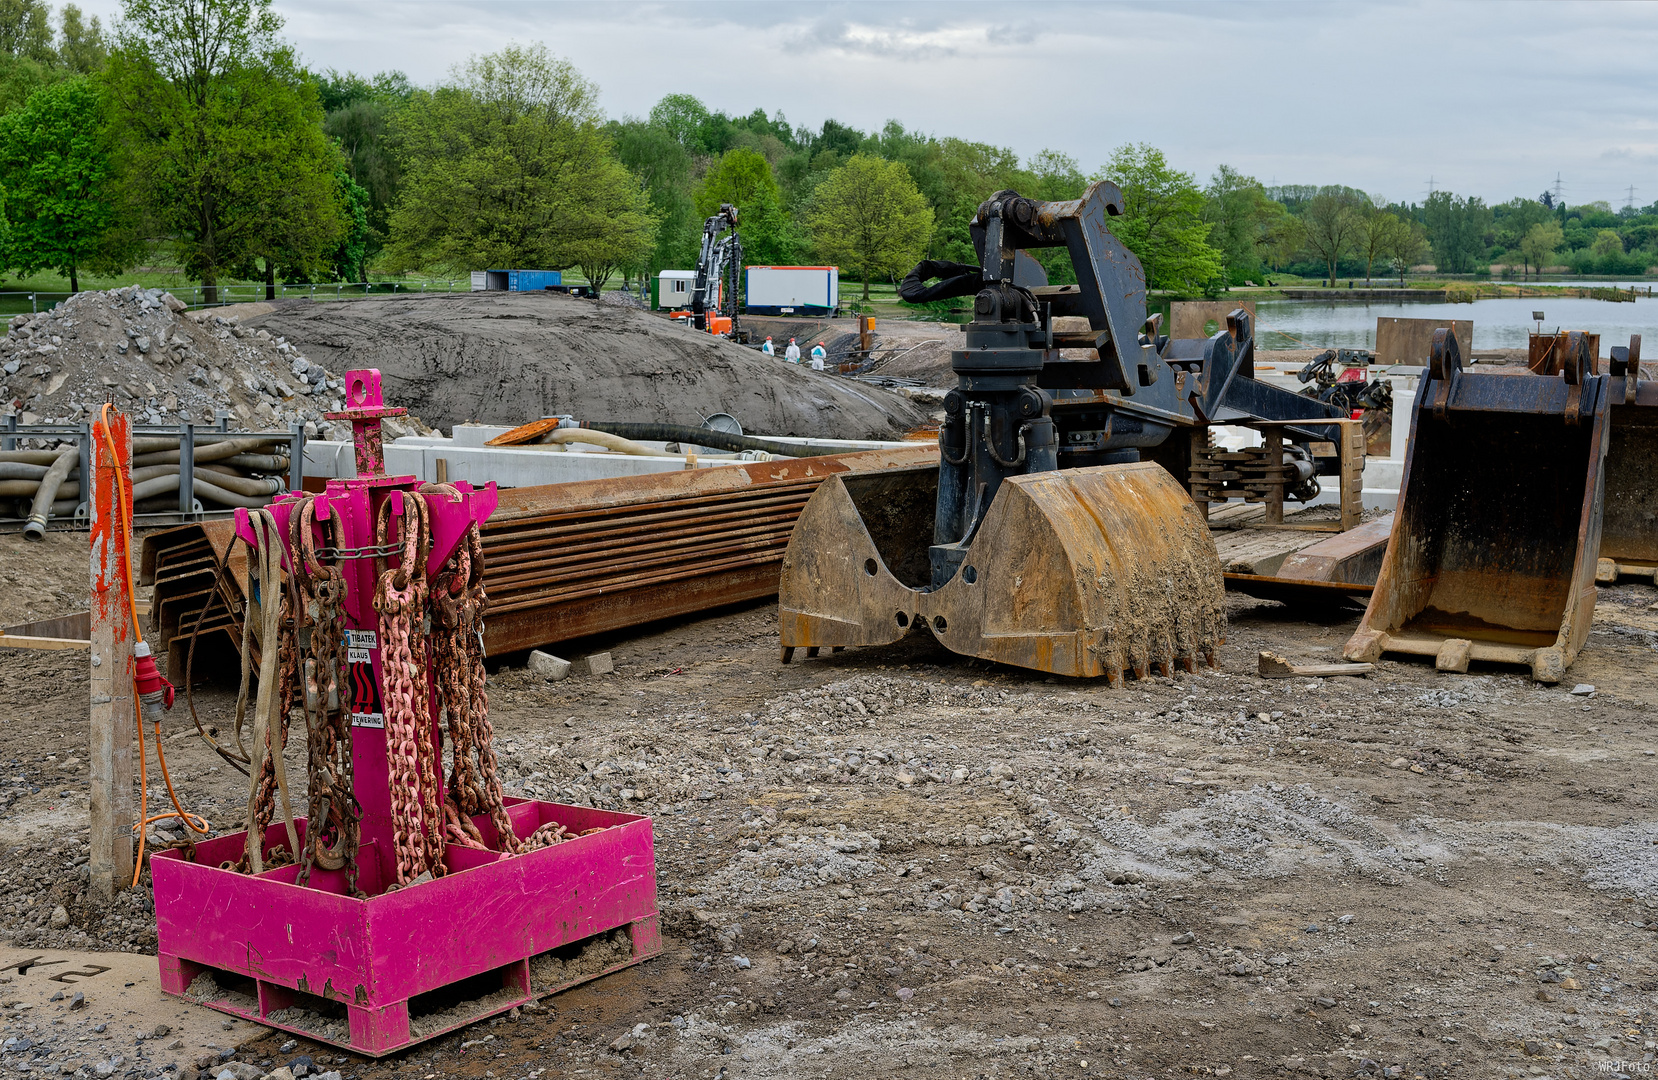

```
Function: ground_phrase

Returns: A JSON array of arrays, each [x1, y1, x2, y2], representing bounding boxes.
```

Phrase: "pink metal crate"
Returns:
[[153, 798, 661, 1056]]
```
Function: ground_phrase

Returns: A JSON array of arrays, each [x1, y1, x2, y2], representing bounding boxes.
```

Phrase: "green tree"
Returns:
[[1493, 195, 1550, 257], [330, 164, 370, 282], [105, 0, 345, 303], [693, 147, 798, 266], [0, 0, 53, 63], [1591, 228, 1624, 260], [0, 75, 130, 291], [56, 4, 104, 72], [1094, 142, 1223, 291], [1301, 187, 1366, 285], [805, 154, 933, 302], [610, 117, 695, 278], [232, 78, 349, 297], [1422, 190, 1491, 274], [1204, 165, 1290, 283], [1354, 201, 1413, 286], [648, 92, 710, 152], [1516, 220, 1562, 280], [386, 43, 657, 276], [319, 69, 410, 263], [0, 0, 55, 111], [1381, 212, 1427, 285]]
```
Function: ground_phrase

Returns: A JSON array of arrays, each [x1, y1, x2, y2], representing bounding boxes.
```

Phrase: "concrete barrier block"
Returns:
[[528, 650, 571, 680]]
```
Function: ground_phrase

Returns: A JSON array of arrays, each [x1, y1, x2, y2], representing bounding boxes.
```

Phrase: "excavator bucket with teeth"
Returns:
[[1345, 330, 1611, 682], [775, 181, 1343, 681], [777, 461, 1224, 681]]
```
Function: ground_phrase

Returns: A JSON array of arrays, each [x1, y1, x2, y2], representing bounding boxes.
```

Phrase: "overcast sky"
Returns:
[[77, 0, 1658, 209]]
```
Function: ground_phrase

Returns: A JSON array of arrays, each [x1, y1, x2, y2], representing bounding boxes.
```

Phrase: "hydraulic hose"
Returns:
[[898, 259, 985, 304], [23, 447, 78, 540]]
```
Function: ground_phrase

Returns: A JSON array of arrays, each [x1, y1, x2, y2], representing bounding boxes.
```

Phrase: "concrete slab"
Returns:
[[0, 949, 269, 1075]]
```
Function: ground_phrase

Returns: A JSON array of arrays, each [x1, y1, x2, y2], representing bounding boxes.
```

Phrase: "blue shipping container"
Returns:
[[484, 269, 562, 291]]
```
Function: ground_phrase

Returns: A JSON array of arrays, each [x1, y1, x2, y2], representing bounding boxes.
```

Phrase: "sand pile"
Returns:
[[245, 292, 928, 439]]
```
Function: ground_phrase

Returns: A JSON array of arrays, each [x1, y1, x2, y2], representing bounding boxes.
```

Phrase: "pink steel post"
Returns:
[[150, 370, 660, 1056]]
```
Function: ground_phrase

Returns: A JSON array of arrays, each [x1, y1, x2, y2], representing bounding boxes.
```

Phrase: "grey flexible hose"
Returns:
[[131, 438, 285, 467], [0, 462, 50, 480], [23, 447, 79, 540], [129, 473, 280, 508], [0, 450, 68, 466], [0, 478, 79, 498]]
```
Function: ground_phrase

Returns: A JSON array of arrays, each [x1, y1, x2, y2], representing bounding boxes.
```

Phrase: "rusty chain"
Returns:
[[375, 490, 446, 885], [292, 497, 363, 895]]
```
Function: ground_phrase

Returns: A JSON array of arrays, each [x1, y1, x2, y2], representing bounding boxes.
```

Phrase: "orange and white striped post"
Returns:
[[89, 408, 134, 903]]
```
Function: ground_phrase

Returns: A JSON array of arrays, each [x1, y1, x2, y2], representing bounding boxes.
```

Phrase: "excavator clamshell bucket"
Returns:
[[1345, 369, 1612, 682], [1599, 380, 1658, 584], [778, 462, 1225, 681]]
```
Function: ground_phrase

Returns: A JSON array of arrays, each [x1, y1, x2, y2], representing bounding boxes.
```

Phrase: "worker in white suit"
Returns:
[[761, 336, 775, 357], [809, 342, 827, 370], [784, 338, 801, 364]]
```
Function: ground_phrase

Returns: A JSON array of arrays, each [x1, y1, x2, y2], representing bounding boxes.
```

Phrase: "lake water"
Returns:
[[1254, 294, 1658, 351]]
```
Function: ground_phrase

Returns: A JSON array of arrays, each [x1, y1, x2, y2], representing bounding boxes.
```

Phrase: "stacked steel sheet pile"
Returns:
[[3, 433, 292, 537], [141, 445, 938, 675], [479, 447, 935, 653]]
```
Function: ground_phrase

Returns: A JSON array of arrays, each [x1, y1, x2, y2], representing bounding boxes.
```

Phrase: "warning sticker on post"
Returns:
[[346, 629, 384, 728]]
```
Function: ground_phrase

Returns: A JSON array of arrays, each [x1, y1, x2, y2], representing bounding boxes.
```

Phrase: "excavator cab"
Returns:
[[778, 183, 1346, 681]]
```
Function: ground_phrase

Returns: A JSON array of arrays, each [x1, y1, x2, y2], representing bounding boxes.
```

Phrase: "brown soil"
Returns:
[[1, 532, 1656, 1080], [241, 295, 927, 440]]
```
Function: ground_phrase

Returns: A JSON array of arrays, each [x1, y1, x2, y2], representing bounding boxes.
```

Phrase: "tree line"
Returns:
[[0, 0, 1651, 307]]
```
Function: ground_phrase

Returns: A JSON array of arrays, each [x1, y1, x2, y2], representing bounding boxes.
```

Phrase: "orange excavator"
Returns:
[[670, 203, 741, 337]]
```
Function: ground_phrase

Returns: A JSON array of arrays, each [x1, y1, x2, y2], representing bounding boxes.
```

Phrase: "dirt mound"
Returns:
[[244, 293, 929, 439], [0, 286, 418, 437]]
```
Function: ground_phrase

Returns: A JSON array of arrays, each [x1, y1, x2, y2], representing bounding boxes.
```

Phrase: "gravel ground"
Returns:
[[0, 533, 1656, 1080]]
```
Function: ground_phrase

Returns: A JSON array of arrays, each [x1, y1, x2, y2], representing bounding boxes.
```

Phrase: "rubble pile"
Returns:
[[0, 287, 427, 439]]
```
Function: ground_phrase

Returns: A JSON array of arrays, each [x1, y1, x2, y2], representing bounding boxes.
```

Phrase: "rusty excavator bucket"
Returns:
[[778, 461, 1224, 682], [1345, 330, 1611, 682], [777, 182, 1345, 681], [1598, 335, 1658, 584]]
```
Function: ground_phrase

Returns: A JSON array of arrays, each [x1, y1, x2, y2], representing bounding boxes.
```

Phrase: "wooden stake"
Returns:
[[89, 410, 134, 904]]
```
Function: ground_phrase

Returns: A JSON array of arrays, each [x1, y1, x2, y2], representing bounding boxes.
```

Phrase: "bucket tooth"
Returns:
[[779, 461, 1225, 680], [1346, 344, 1611, 682]]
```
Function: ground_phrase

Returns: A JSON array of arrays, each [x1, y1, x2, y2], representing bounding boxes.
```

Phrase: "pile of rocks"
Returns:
[[1, 287, 428, 440]]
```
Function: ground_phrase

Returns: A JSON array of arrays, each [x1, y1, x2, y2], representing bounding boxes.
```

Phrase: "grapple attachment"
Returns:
[[1598, 336, 1657, 584], [778, 461, 1225, 681], [1345, 331, 1610, 682]]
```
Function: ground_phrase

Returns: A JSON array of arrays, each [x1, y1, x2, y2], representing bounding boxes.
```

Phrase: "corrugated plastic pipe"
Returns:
[[24, 447, 79, 540]]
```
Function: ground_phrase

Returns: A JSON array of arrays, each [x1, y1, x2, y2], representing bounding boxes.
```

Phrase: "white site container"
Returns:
[[657, 270, 696, 310], [744, 266, 839, 316]]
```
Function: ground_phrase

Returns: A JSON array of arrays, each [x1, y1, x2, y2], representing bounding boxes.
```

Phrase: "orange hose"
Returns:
[[97, 406, 206, 887]]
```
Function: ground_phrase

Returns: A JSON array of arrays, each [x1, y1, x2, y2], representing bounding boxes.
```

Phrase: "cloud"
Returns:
[[71, 0, 1658, 205]]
